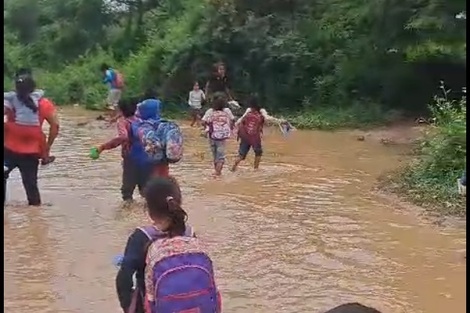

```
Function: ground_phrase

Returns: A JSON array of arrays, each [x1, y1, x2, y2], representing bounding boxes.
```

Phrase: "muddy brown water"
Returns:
[[4, 107, 466, 313]]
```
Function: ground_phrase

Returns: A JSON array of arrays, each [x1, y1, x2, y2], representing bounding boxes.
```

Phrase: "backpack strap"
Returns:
[[137, 226, 164, 241], [138, 225, 195, 241]]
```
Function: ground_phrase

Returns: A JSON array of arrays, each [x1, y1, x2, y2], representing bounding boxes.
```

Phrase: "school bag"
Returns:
[[130, 119, 184, 165], [139, 226, 221, 313], [208, 110, 232, 141], [113, 70, 125, 89], [239, 110, 264, 144]]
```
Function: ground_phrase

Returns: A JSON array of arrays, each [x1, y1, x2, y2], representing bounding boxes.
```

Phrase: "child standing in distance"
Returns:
[[115, 177, 221, 313], [231, 96, 284, 172], [188, 81, 205, 127], [201, 97, 235, 177]]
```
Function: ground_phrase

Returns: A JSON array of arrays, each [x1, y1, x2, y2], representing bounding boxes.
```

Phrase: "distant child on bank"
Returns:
[[231, 96, 285, 172], [201, 97, 235, 176], [188, 81, 205, 127]]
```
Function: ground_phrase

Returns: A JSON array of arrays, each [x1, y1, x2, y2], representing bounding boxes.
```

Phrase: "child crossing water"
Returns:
[[231, 95, 285, 172], [115, 176, 221, 313], [201, 97, 235, 176], [91, 99, 152, 202]]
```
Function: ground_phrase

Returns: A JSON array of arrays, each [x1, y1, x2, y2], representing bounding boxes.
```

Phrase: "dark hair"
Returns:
[[100, 63, 109, 72], [118, 99, 137, 118], [15, 68, 32, 77], [323, 303, 382, 313], [213, 62, 225, 75], [15, 74, 38, 113], [143, 87, 158, 100], [212, 97, 226, 111], [247, 95, 261, 112], [193, 81, 200, 87], [144, 176, 187, 237]]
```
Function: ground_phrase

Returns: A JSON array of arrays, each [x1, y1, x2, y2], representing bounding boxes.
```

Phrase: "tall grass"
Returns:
[[383, 83, 466, 216]]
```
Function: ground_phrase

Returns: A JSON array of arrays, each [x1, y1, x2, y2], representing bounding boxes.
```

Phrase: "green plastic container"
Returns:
[[89, 147, 100, 160]]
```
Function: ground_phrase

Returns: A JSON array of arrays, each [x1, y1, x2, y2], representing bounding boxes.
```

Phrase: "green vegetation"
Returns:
[[381, 85, 466, 216], [3, 0, 466, 122], [3, 0, 467, 213]]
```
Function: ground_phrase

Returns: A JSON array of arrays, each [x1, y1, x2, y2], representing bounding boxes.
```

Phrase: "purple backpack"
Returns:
[[138, 226, 221, 313]]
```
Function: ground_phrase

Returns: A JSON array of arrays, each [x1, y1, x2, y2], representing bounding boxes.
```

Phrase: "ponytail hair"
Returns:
[[15, 74, 38, 113], [166, 196, 188, 237], [144, 176, 187, 237]]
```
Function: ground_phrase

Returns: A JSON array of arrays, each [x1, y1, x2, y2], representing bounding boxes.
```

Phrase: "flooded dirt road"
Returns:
[[4, 107, 466, 313]]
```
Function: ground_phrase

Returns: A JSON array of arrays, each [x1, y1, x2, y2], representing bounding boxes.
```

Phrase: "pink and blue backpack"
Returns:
[[138, 226, 221, 313], [130, 119, 184, 165]]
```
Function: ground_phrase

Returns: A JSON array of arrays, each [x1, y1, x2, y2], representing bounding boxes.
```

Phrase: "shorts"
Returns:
[[238, 139, 262, 159], [189, 107, 202, 118], [210, 139, 226, 162], [106, 89, 122, 108]]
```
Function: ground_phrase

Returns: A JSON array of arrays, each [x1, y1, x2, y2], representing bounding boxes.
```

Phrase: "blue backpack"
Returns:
[[129, 119, 183, 165], [139, 226, 221, 313]]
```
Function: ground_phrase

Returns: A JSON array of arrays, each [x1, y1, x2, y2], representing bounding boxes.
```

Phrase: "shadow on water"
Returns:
[[4, 107, 466, 313]]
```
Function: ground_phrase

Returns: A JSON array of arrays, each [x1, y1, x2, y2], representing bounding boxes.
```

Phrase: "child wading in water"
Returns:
[[201, 97, 235, 177], [231, 96, 284, 172], [115, 176, 221, 313], [188, 81, 205, 127], [94, 100, 152, 202]]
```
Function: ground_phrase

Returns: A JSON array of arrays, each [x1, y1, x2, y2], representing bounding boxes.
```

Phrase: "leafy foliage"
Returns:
[[384, 85, 466, 216], [3, 0, 466, 115]]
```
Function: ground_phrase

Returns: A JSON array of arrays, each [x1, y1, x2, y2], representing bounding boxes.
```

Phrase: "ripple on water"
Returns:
[[4, 113, 466, 313]]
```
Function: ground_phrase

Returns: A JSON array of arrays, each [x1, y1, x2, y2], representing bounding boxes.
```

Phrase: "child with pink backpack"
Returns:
[[201, 97, 235, 177], [115, 176, 221, 313]]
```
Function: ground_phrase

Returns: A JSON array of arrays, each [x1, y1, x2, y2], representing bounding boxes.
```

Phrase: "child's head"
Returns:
[[193, 81, 200, 91], [143, 87, 158, 100], [247, 95, 261, 112], [144, 176, 187, 237], [100, 63, 109, 73], [118, 99, 137, 118], [15, 72, 38, 113], [212, 97, 226, 111], [214, 62, 226, 77]]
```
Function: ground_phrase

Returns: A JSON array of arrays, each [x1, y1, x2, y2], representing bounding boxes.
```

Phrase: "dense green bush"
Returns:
[[384, 85, 466, 216], [3, 0, 466, 120]]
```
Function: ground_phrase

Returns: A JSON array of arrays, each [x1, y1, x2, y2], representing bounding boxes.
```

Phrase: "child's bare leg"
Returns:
[[214, 161, 224, 176], [231, 141, 249, 172], [213, 141, 226, 176], [253, 144, 263, 170], [230, 156, 243, 172], [253, 156, 261, 170], [190, 113, 196, 127]]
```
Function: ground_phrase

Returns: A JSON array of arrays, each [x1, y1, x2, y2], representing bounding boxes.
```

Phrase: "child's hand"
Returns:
[[89, 147, 101, 160]]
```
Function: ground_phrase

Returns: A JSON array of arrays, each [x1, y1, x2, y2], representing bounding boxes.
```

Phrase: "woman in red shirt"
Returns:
[[4, 71, 60, 206]]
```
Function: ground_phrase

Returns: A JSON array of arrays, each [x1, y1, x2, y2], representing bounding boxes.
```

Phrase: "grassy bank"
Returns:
[[379, 88, 466, 217], [287, 102, 402, 130]]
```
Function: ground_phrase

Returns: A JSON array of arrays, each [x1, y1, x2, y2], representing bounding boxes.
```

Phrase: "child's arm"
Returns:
[[116, 229, 150, 313], [204, 81, 211, 96], [4, 91, 16, 102], [98, 118, 129, 153], [260, 108, 284, 124], [235, 108, 251, 126], [224, 108, 236, 129], [103, 69, 113, 84], [201, 109, 212, 126], [188, 91, 192, 106]]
